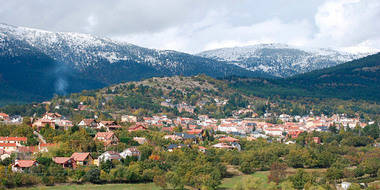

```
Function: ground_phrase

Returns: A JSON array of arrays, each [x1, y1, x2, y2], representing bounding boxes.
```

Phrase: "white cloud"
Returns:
[[313, 0, 380, 51], [115, 15, 314, 53], [0, 0, 379, 53]]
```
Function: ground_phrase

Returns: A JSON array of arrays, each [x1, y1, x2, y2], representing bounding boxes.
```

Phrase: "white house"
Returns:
[[339, 182, 351, 190], [0, 149, 11, 160], [78, 119, 98, 128], [121, 115, 137, 123], [263, 128, 283, 137], [120, 147, 141, 159], [98, 151, 121, 163]]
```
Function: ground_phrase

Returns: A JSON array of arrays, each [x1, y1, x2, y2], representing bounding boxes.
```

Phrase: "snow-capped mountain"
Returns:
[[0, 23, 260, 103], [0, 23, 253, 74], [197, 44, 375, 77]]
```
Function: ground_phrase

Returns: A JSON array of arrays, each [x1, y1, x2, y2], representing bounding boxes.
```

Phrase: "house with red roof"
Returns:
[[32, 112, 71, 130], [0, 113, 9, 121], [12, 160, 38, 172], [198, 146, 207, 153], [53, 157, 75, 168], [97, 121, 122, 131], [42, 112, 62, 120], [94, 132, 119, 146], [128, 124, 148, 132], [32, 118, 56, 130], [71, 152, 93, 167], [211, 143, 234, 150], [78, 118, 98, 128]]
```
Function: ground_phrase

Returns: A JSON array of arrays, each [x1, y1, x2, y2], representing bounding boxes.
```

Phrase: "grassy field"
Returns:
[[219, 171, 269, 189], [15, 168, 326, 190]]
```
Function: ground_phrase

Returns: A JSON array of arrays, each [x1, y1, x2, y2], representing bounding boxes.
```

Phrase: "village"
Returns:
[[0, 107, 374, 173]]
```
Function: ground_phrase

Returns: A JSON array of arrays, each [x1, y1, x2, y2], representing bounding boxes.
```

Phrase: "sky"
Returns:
[[0, 0, 379, 54]]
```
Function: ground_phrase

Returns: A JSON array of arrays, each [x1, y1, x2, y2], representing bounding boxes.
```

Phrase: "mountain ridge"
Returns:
[[198, 43, 375, 77]]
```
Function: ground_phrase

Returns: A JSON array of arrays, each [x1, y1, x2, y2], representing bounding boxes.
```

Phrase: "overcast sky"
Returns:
[[0, 0, 379, 53]]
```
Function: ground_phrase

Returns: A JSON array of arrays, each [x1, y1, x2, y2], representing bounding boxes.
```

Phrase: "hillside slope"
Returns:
[[227, 53, 380, 101]]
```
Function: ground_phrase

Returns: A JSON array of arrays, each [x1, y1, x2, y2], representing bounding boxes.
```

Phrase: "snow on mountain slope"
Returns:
[[197, 44, 375, 77], [0, 23, 158, 68], [0, 23, 258, 78]]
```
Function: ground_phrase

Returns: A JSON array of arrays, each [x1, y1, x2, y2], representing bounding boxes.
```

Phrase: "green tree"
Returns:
[[166, 171, 184, 189], [153, 175, 167, 190], [84, 168, 101, 184], [326, 167, 343, 182], [290, 169, 312, 190]]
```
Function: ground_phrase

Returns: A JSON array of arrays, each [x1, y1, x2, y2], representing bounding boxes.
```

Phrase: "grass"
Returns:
[[15, 183, 160, 190], [219, 171, 269, 189]]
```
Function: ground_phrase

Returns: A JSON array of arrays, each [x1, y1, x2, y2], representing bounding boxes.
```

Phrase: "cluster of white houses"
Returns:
[[31, 112, 73, 130]]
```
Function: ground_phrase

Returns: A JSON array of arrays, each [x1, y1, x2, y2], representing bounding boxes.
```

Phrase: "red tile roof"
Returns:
[[0, 143, 17, 147], [128, 125, 147, 132], [107, 125, 122, 129], [198, 146, 207, 150], [14, 160, 36, 168], [80, 119, 96, 126], [45, 112, 62, 117], [95, 132, 115, 140], [0, 137, 27, 142], [53, 157, 72, 164], [219, 136, 239, 142], [0, 113, 9, 118], [71, 152, 91, 162]]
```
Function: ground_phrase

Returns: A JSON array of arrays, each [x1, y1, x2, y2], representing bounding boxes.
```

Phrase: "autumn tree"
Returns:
[[268, 162, 288, 184]]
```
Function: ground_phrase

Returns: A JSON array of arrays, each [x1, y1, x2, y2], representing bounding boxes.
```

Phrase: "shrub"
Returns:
[[83, 168, 101, 184]]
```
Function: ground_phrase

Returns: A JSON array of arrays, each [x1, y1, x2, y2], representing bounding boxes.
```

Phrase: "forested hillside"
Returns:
[[228, 53, 380, 101]]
